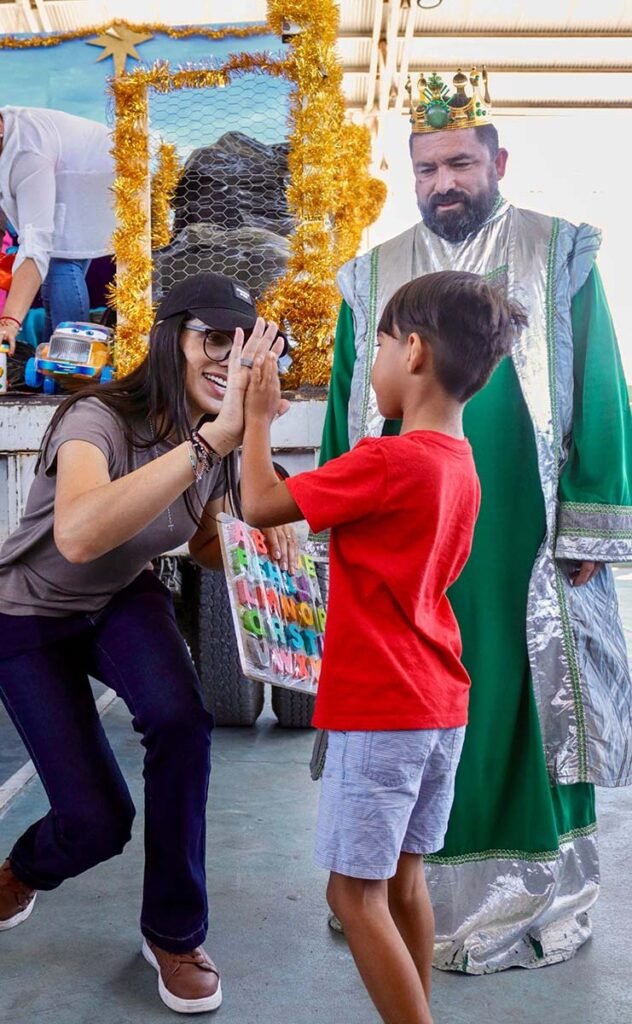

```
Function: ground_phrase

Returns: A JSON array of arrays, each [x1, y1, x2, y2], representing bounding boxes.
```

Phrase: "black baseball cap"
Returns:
[[156, 272, 258, 332]]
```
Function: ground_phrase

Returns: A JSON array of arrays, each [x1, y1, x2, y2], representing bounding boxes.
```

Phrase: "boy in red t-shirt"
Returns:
[[240, 271, 526, 1024]]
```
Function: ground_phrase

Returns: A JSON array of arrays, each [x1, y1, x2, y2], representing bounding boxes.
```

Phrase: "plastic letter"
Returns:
[[242, 609, 265, 637], [229, 521, 250, 546], [302, 628, 318, 656], [280, 595, 298, 621], [236, 579, 257, 606], [232, 547, 250, 573], [287, 623, 305, 651], [300, 554, 317, 578], [297, 602, 314, 627], [269, 616, 287, 644], [251, 529, 268, 555]]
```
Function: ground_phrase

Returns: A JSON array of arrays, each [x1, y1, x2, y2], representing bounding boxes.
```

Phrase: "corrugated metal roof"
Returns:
[[0, 1, 630, 109], [338, 1, 632, 114]]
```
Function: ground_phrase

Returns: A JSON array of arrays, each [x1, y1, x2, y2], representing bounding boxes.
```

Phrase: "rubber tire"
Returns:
[[42, 377, 57, 395], [271, 686, 315, 729], [178, 561, 264, 727]]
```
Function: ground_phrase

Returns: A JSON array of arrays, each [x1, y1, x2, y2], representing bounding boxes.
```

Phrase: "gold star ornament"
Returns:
[[87, 22, 153, 77]]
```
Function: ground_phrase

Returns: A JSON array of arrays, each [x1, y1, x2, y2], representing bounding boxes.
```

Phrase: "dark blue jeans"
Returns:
[[0, 572, 213, 953], [40, 257, 91, 341]]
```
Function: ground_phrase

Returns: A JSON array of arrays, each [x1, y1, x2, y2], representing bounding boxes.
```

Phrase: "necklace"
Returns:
[[148, 417, 175, 532]]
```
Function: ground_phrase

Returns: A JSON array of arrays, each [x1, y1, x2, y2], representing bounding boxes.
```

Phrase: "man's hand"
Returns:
[[262, 525, 299, 574], [572, 561, 603, 586]]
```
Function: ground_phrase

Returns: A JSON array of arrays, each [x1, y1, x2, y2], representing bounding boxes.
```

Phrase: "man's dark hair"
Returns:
[[377, 271, 528, 403]]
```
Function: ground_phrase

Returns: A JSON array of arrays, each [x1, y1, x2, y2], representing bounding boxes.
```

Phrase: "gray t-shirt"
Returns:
[[0, 397, 226, 616]]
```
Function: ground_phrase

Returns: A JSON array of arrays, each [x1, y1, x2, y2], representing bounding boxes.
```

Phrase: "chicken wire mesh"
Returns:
[[148, 75, 292, 307]]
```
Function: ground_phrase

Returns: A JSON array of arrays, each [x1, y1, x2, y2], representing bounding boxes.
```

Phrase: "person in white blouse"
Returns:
[[0, 106, 115, 354]]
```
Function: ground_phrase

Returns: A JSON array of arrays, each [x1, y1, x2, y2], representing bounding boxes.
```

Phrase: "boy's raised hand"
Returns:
[[213, 317, 284, 447], [245, 351, 286, 423]]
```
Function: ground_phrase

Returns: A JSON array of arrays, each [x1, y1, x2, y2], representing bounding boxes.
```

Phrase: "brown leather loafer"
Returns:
[[0, 860, 37, 931], [142, 938, 222, 1013]]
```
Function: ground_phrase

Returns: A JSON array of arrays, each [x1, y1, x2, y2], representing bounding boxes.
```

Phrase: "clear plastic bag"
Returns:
[[217, 513, 326, 695]]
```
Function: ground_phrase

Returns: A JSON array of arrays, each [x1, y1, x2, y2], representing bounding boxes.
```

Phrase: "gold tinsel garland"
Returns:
[[261, 0, 386, 386], [151, 141, 182, 249], [0, 20, 271, 50], [108, 54, 286, 376]]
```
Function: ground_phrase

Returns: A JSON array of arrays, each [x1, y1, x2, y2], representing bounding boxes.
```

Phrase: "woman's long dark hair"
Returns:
[[39, 312, 242, 524]]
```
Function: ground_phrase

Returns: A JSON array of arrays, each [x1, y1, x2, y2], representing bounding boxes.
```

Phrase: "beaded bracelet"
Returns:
[[188, 438, 212, 483], [189, 434, 214, 482], [191, 428, 223, 466], [186, 441, 203, 482]]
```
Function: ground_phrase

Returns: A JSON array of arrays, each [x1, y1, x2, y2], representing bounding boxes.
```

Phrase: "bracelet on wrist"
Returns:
[[191, 428, 223, 466], [0, 316, 21, 328], [186, 441, 202, 481], [188, 437, 211, 483]]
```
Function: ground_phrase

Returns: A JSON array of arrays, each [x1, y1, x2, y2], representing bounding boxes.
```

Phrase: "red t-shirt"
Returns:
[[286, 431, 480, 730]]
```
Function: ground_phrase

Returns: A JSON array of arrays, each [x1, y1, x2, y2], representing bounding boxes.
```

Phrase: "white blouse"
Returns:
[[0, 106, 116, 281]]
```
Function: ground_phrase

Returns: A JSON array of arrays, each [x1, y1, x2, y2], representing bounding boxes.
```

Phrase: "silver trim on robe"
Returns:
[[429, 829, 599, 974], [557, 502, 632, 562]]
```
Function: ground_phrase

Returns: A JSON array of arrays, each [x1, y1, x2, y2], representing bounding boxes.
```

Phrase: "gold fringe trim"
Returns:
[[150, 141, 182, 249], [0, 20, 271, 50]]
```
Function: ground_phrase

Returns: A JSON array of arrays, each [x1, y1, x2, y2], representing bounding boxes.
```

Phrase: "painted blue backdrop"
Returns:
[[0, 24, 290, 149]]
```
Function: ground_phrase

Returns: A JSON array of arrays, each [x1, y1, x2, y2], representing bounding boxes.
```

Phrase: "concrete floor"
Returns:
[[1, 574, 632, 1024]]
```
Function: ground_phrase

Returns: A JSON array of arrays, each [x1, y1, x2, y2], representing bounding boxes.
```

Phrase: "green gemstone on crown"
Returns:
[[426, 102, 450, 129]]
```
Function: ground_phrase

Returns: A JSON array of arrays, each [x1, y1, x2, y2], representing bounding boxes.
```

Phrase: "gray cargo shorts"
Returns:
[[314, 726, 465, 880]]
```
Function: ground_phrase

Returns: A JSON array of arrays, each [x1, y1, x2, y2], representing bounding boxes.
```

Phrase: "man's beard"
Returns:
[[419, 181, 500, 242]]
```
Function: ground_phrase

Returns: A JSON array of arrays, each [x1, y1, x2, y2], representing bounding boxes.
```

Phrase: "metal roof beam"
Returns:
[[379, 0, 401, 114], [337, 28, 632, 39], [364, 0, 385, 114], [345, 98, 632, 110], [343, 63, 632, 73], [394, 0, 415, 113]]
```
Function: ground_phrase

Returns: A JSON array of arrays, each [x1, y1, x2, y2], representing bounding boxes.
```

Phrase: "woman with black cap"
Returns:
[[0, 272, 295, 1014]]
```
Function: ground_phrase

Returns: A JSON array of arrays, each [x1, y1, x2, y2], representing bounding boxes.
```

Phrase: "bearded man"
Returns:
[[318, 70, 632, 973]]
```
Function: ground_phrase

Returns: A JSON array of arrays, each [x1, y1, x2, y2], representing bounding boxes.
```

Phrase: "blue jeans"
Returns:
[[0, 572, 214, 953], [40, 257, 91, 342]]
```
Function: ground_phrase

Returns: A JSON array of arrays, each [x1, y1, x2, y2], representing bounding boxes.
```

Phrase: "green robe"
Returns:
[[320, 265, 631, 871]]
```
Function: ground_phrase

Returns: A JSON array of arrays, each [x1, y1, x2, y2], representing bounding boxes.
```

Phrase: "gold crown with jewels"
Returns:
[[406, 68, 492, 134]]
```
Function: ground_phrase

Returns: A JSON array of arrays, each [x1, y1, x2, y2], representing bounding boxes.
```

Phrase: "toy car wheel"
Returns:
[[42, 377, 57, 395], [100, 365, 114, 383], [24, 357, 43, 389]]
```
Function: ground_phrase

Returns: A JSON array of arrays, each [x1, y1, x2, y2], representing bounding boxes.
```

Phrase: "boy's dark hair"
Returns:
[[377, 271, 528, 403]]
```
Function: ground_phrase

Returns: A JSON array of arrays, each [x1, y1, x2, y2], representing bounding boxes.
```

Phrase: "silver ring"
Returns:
[[239, 357, 254, 368]]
